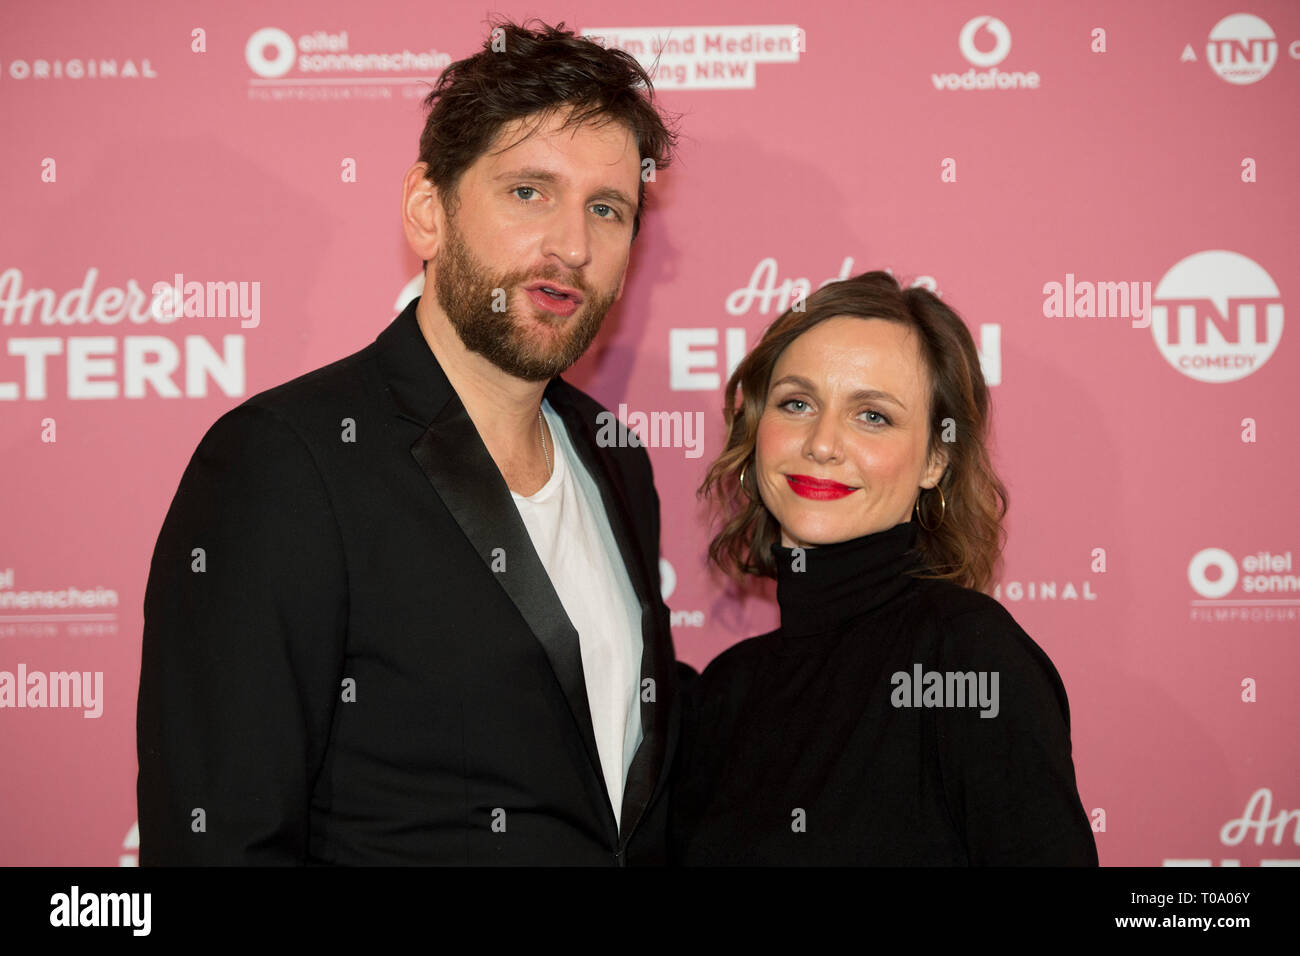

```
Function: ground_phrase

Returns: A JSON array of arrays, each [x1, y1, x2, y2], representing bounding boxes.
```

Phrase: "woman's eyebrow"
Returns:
[[770, 375, 905, 410]]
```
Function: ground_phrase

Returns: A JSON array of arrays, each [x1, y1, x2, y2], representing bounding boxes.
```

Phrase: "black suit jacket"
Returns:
[[137, 297, 682, 864]]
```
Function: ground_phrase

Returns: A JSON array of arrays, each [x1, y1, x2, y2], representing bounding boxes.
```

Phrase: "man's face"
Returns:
[[431, 108, 642, 382]]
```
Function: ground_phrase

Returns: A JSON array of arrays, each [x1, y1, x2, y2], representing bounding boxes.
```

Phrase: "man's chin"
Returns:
[[488, 338, 583, 382], [457, 296, 608, 380], [522, 304, 573, 328]]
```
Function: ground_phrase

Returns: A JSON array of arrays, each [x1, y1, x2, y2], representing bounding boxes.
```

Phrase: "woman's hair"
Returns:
[[698, 270, 1008, 592], [418, 17, 679, 242]]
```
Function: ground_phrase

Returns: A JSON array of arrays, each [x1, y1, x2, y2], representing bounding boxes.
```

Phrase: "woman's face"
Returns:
[[753, 316, 948, 549]]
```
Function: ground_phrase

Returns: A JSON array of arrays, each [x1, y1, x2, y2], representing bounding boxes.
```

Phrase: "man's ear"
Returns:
[[401, 162, 443, 263]]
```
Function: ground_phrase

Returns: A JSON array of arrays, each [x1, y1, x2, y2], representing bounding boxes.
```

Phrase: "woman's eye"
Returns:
[[779, 398, 809, 413], [862, 409, 890, 425]]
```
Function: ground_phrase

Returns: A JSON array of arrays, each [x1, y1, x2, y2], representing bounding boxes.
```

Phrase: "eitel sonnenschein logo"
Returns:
[[1188, 547, 1299, 624], [1206, 14, 1278, 85], [245, 28, 297, 78], [1151, 251, 1283, 383]]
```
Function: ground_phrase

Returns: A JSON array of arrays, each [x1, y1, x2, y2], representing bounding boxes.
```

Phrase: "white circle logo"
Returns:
[[959, 16, 1012, 68], [246, 28, 296, 79], [1189, 548, 1238, 599], [1207, 14, 1277, 85], [119, 820, 139, 867], [659, 558, 676, 602], [395, 273, 426, 315], [1151, 250, 1283, 383]]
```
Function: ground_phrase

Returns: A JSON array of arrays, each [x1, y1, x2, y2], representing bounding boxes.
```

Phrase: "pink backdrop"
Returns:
[[2, 0, 1297, 866]]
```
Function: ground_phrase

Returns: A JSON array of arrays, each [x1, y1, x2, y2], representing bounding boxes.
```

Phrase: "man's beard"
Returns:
[[433, 217, 619, 382]]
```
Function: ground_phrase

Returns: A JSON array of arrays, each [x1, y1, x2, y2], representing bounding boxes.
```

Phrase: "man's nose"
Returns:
[[541, 201, 592, 270]]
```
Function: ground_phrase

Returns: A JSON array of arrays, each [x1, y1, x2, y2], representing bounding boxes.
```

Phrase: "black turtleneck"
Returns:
[[669, 520, 1098, 866]]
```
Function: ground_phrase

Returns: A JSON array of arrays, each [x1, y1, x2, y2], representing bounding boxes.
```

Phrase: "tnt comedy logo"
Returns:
[[1188, 547, 1299, 624], [1207, 14, 1278, 85], [1150, 251, 1283, 383]]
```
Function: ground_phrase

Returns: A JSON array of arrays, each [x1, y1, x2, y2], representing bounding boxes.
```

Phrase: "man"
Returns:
[[137, 19, 683, 864]]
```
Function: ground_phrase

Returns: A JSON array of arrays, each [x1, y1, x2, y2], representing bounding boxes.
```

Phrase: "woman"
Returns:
[[670, 271, 1097, 865]]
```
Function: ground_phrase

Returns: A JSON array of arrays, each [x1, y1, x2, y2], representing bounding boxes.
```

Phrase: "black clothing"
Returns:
[[670, 520, 1097, 865], [138, 297, 682, 865]]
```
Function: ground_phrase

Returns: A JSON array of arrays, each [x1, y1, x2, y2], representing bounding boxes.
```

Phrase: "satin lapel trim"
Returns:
[[408, 392, 610, 816], [546, 386, 669, 840]]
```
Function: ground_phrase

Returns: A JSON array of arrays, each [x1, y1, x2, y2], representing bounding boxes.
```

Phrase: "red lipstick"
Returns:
[[786, 474, 856, 500]]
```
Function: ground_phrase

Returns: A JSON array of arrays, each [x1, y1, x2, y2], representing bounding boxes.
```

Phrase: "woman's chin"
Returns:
[[779, 512, 905, 549], [779, 519, 858, 549]]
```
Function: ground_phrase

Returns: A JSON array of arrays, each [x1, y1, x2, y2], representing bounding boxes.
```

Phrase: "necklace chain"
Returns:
[[538, 408, 551, 478]]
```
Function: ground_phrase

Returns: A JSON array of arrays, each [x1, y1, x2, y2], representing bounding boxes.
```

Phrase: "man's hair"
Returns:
[[418, 17, 679, 242]]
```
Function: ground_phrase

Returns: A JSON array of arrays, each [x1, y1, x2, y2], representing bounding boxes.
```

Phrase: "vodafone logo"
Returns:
[[658, 557, 705, 628], [1207, 14, 1277, 85], [245, 27, 296, 78], [933, 16, 1035, 91], [1151, 251, 1283, 383], [959, 16, 1011, 67], [659, 558, 676, 601]]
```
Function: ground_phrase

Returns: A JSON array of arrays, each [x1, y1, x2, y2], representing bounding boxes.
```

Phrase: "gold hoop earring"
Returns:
[[738, 463, 749, 495], [915, 484, 946, 531]]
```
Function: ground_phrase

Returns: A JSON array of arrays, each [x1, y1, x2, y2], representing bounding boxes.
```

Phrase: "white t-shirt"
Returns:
[[509, 398, 645, 827]]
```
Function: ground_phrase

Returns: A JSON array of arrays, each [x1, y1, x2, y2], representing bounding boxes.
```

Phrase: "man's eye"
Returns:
[[592, 204, 619, 220], [513, 186, 537, 201]]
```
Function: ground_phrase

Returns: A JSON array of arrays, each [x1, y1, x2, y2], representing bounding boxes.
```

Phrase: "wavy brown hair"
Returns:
[[418, 17, 680, 242], [699, 270, 1009, 592]]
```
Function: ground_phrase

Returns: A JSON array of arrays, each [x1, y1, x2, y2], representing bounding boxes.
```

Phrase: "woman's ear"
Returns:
[[922, 442, 950, 489]]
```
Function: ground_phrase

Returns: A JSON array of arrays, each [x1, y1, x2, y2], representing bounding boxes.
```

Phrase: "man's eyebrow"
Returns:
[[495, 166, 637, 212], [770, 374, 907, 410]]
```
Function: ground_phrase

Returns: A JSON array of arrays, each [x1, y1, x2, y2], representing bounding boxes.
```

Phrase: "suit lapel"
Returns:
[[408, 396, 611, 818], [376, 297, 670, 843], [545, 382, 670, 842]]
